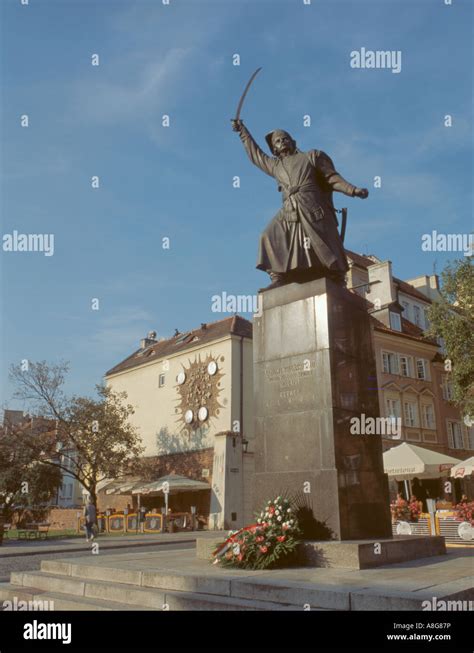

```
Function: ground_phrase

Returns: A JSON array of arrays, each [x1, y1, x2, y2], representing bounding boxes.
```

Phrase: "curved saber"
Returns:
[[234, 67, 262, 121]]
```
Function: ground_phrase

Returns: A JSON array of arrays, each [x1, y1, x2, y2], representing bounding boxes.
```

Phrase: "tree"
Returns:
[[426, 257, 474, 419], [9, 361, 145, 508], [0, 418, 62, 523]]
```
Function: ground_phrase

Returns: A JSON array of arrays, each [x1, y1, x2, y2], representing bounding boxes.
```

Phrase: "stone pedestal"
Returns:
[[253, 277, 392, 540], [209, 431, 243, 531]]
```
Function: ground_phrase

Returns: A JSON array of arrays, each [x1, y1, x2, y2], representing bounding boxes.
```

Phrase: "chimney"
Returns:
[[140, 330, 157, 350]]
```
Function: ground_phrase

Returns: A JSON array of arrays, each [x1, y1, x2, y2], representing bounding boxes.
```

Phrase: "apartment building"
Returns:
[[104, 316, 254, 528], [346, 251, 474, 472]]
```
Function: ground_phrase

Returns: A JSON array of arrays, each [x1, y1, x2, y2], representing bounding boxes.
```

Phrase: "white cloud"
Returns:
[[89, 306, 155, 355], [71, 48, 192, 126]]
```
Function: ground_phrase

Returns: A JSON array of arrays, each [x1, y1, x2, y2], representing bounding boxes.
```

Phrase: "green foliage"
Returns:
[[0, 425, 62, 522], [8, 361, 146, 508], [291, 489, 334, 540], [426, 257, 474, 419]]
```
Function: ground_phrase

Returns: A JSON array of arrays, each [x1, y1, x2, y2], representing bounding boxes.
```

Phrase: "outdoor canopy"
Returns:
[[450, 456, 474, 479], [383, 442, 461, 481], [98, 474, 210, 496], [131, 474, 210, 496]]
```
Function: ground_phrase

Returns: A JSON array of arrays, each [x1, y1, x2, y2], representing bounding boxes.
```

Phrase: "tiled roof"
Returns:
[[394, 277, 432, 304], [106, 315, 253, 377], [345, 249, 378, 269], [371, 316, 437, 345]]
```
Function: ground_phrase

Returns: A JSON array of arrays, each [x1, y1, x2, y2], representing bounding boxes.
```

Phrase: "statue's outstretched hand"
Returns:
[[354, 187, 369, 199], [231, 119, 243, 132]]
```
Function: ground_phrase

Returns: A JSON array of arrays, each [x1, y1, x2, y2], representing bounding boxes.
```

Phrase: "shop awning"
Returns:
[[99, 478, 143, 495], [450, 456, 474, 479], [383, 442, 461, 481], [131, 474, 210, 496]]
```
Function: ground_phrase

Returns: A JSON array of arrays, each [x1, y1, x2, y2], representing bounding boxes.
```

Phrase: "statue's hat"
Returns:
[[265, 129, 294, 155]]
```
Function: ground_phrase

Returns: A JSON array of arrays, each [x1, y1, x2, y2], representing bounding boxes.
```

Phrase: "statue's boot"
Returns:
[[260, 271, 285, 292]]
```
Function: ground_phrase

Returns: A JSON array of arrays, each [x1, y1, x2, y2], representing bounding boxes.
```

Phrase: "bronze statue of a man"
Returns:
[[232, 120, 368, 288]]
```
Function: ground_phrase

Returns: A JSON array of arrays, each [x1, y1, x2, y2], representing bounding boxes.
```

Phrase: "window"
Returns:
[[399, 355, 411, 377], [158, 374, 166, 387], [386, 398, 401, 433], [386, 398, 401, 418], [447, 421, 464, 449], [401, 301, 410, 320], [466, 425, 474, 451], [389, 311, 402, 331], [416, 358, 428, 380], [424, 308, 430, 330], [421, 404, 435, 429], [413, 305, 422, 327], [442, 375, 454, 401], [403, 401, 418, 427], [382, 351, 399, 375]]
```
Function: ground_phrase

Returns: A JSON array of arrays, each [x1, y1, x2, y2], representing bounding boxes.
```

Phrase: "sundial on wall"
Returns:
[[175, 354, 224, 431]]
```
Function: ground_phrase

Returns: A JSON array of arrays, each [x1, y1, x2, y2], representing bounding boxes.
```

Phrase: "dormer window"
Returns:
[[389, 311, 402, 332], [413, 305, 422, 327]]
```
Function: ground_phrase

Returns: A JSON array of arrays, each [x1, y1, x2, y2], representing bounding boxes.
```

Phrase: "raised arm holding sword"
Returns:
[[231, 68, 368, 289]]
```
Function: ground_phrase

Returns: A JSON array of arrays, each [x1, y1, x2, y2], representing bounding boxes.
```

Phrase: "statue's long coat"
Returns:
[[239, 125, 357, 276]]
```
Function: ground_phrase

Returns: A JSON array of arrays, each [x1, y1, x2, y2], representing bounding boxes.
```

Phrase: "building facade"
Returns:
[[346, 250, 474, 500], [104, 316, 254, 529]]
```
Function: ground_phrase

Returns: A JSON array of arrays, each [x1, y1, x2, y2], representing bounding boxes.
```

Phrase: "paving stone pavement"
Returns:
[[0, 542, 196, 582], [0, 530, 202, 557]]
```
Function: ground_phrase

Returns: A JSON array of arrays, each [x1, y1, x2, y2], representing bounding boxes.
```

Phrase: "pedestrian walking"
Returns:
[[83, 497, 97, 542]]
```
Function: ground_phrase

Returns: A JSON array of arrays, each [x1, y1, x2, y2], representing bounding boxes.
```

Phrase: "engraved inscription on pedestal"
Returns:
[[263, 357, 316, 411]]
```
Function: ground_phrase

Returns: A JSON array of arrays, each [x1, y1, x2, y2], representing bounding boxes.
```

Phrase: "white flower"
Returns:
[[257, 518, 261, 524], [232, 544, 240, 555], [287, 508, 291, 513], [289, 520, 294, 525], [275, 510, 280, 516], [277, 516, 282, 522]]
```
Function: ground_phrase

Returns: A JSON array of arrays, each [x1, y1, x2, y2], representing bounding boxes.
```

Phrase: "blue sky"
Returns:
[[1, 0, 472, 406]]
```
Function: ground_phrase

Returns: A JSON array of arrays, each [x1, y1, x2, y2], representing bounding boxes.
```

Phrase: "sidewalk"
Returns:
[[0, 530, 217, 557]]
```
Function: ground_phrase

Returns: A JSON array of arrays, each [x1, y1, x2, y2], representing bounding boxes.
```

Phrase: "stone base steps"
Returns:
[[1, 564, 306, 611], [197, 535, 448, 569], [3, 555, 471, 611], [0, 584, 150, 611]]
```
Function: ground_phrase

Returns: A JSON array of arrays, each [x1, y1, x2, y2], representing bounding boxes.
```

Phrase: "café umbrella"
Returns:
[[450, 456, 474, 479], [131, 474, 210, 496], [132, 474, 210, 516], [383, 442, 461, 499]]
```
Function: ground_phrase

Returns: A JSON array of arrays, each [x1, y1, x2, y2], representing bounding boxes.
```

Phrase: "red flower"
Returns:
[[277, 536, 286, 542], [256, 535, 264, 542], [259, 545, 268, 553]]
